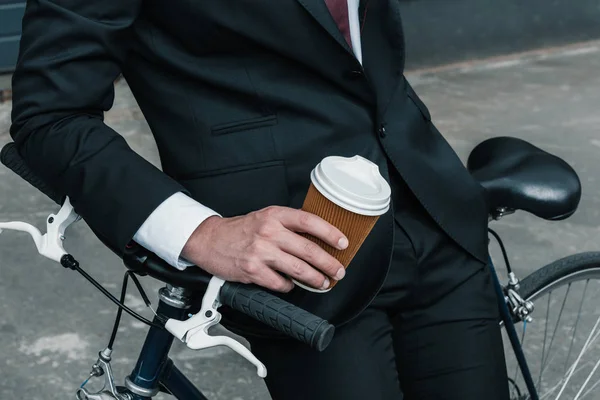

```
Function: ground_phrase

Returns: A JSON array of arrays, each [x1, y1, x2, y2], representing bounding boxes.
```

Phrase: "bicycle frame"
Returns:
[[117, 263, 541, 400], [122, 286, 209, 400], [489, 259, 539, 400]]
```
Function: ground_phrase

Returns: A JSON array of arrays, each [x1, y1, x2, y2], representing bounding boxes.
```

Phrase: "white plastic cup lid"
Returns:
[[310, 155, 391, 216]]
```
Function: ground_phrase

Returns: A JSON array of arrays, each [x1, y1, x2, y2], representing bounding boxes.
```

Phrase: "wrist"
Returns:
[[181, 215, 222, 262]]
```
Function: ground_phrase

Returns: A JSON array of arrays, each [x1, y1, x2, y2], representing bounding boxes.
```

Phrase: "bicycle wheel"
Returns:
[[503, 252, 600, 400]]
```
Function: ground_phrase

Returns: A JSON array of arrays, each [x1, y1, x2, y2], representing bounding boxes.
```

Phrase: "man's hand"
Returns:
[[181, 206, 349, 292]]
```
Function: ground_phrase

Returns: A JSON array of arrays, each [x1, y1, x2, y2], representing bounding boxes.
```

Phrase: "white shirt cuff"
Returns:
[[133, 192, 220, 270]]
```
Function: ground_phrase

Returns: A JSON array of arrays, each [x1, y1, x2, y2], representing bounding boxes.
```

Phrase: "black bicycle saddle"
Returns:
[[467, 137, 581, 220]]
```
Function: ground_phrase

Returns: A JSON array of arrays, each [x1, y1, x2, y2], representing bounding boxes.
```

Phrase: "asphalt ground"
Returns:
[[1, 40, 600, 399]]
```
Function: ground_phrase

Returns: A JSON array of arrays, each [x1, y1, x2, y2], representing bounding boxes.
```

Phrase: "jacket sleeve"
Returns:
[[10, 0, 186, 254]]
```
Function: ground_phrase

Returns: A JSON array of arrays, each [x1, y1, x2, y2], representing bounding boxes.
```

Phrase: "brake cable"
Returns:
[[488, 228, 513, 275], [61, 254, 166, 333]]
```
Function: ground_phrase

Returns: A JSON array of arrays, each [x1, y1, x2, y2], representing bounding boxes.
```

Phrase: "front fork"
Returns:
[[77, 285, 192, 400], [76, 348, 131, 400]]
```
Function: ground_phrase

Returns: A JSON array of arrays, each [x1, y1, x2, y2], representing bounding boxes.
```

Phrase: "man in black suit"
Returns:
[[10, 1, 509, 399]]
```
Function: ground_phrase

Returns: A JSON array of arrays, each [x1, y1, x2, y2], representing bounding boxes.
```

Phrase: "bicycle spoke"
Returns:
[[539, 284, 571, 378], [578, 371, 600, 400], [573, 356, 600, 400], [538, 290, 552, 389], [555, 314, 600, 400], [564, 280, 590, 376], [512, 322, 529, 398], [539, 362, 594, 400]]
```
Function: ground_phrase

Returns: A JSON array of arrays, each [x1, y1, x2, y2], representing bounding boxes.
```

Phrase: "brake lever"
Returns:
[[0, 196, 80, 263], [165, 277, 267, 378]]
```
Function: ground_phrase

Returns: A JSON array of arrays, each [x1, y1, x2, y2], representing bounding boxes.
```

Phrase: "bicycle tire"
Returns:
[[516, 252, 600, 300]]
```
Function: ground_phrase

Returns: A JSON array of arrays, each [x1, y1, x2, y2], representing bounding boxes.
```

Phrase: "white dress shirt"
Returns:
[[347, 0, 363, 64], [134, 1, 363, 270]]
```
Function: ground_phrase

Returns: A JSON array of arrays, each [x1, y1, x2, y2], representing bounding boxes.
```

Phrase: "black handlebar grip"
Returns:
[[1, 143, 63, 205], [220, 282, 335, 352]]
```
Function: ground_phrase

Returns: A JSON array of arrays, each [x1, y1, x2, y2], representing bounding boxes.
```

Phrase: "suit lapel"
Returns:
[[361, 0, 405, 115], [295, 0, 354, 54], [294, 0, 405, 109]]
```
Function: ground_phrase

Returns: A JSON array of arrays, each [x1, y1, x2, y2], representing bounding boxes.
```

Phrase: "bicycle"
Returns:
[[0, 135, 597, 400]]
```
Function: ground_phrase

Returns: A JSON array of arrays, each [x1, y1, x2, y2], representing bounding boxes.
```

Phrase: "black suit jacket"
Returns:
[[10, 0, 488, 328]]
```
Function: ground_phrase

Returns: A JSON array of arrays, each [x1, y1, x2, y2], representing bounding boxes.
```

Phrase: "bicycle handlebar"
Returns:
[[0, 142, 336, 352], [124, 242, 335, 351], [220, 282, 335, 351], [0, 143, 64, 205]]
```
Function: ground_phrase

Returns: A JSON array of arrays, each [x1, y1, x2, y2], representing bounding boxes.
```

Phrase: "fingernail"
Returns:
[[321, 278, 330, 290], [337, 237, 349, 250], [336, 268, 346, 280]]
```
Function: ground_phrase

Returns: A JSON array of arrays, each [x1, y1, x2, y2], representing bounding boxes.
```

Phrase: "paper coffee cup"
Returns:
[[293, 155, 391, 293]]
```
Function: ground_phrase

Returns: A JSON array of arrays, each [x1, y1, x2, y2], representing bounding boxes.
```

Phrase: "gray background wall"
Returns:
[[1, 1, 600, 72], [0, 1, 24, 73], [401, 0, 600, 69], [0, 0, 600, 71]]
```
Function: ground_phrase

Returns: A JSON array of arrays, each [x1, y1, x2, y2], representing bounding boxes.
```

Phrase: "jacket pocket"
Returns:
[[211, 115, 277, 136], [406, 82, 432, 121]]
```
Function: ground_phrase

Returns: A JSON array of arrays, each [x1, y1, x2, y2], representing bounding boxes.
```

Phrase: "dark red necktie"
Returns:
[[325, 0, 353, 49]]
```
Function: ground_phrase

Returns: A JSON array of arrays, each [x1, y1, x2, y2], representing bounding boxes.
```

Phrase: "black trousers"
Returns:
[[247, 172, 509, 400]]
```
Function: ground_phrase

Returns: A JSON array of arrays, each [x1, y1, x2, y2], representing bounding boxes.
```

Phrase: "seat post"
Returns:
[[490, 206, 516, 221]]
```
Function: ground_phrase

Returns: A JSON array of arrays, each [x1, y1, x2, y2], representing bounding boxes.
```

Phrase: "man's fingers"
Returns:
[[275, 230, 345, 280], [251, 267, 295, 293], [278, 209, 349, 250], [267, 251, 330, 290]]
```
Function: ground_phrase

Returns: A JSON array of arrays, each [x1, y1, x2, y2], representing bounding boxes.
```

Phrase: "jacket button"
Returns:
[[378, 125, 387, 138], [345, 69, 364, 80]]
